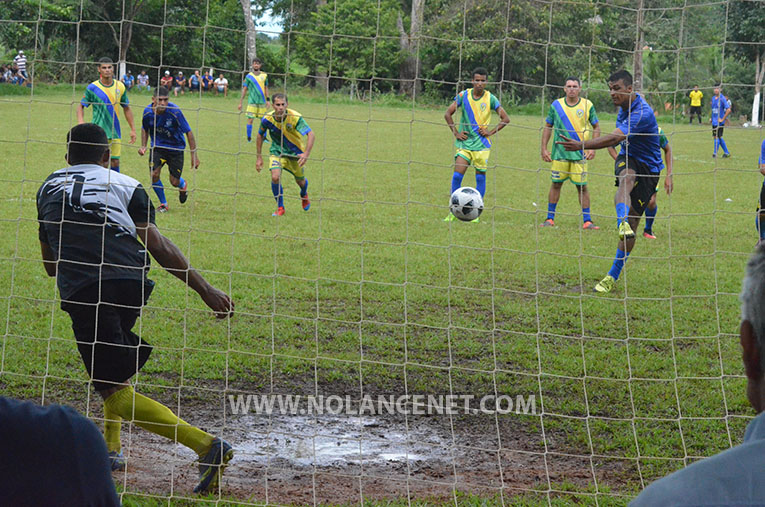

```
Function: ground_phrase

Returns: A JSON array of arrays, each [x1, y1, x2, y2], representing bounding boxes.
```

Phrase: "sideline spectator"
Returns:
[[189, 70, 201, 92], [214, 73, 228, 97], [14, 50, 27, 80], [0, 65, 7, 83], [121, 70, 134, 90], [1, 396, 120, 506], [202, 70, 213, 93], [136, 70, 150, 91], [160, 70, 173, 89], [631, 246, 765, 505], [174, 71, 186, 96]]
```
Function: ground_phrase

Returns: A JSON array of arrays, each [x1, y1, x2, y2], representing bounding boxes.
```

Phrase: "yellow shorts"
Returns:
[[270, 155, 304, 180], [109, 138, 121, 159], [455, 148, 490, 172], [247, 104, 267, 119], [551, 160, 587, 185]]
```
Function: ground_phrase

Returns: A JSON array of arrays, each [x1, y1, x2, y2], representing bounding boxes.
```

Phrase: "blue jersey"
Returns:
[[616, 94, 664, 172], [760, 139, 765, 165], [711, 94, 729, 126], [142, 102, 191, 150]]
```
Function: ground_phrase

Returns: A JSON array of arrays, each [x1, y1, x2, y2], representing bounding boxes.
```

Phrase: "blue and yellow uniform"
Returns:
[[259, 108, 312, 179], [243, 72, 268, 119], [545, 97, 599, 184], [81, 79, 129, 158], [454, 88, 501, 171]]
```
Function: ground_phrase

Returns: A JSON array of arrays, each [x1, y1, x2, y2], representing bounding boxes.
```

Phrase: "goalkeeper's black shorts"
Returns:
[[61, 279, 154, 392]]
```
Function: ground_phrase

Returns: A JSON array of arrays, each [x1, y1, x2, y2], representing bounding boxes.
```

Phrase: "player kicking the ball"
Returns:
[[443, 66, 510, 223], [256, 93, 315, 216], [139, 86, 199, 212], [558, 70, 666, 294]]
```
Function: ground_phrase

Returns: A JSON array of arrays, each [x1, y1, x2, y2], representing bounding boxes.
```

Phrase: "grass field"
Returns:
[[1, 84, 764, 505]]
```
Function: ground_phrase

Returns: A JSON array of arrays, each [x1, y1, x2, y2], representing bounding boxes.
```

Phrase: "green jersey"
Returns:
[[545, 97, 599, 161]]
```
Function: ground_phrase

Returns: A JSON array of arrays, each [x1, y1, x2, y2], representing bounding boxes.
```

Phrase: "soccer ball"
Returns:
[[449, 187, 484, 221]]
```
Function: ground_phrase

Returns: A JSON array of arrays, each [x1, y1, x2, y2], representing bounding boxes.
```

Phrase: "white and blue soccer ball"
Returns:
[[449, 187, 484, 221]]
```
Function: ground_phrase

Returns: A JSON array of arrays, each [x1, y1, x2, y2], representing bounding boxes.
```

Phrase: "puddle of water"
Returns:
[[232, 414, 452, 468]]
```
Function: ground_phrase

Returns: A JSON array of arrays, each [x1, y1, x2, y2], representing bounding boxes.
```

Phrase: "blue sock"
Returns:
[[608, 248, 631, 280], [582, 207, 592, 223], [758, 214, 765, 240], [176, 177, 186, 189], [475, 172, 486, 197], [616, 203, 628, 225], [713, 138, 719, 155], [644, 206, 657, 232], [271, 182, 284, 207], [111, 164, 120, 173], [152, 180, 167, 205], [300, 178, 308, 197], [451, 172, 464, 194], [720, 138, 729, 155], [246, 124, 253, 140], [547, 202, 557, 220]]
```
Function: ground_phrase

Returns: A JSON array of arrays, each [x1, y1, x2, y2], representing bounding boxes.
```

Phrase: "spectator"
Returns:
[[189, 70, 201, 93], [11, 63, 25, 86], [0, 65, 6, 83], [214, 73, 228, 97], [202, 70, 213, 93], [13, 50, 27, 81], [173, 71, 186, 96], [121, 70, 134, 90], [160, 70, 173, 89], [136, 69, 150, 91], [631, 246, 765, 505], [1, 396, 120, 506]]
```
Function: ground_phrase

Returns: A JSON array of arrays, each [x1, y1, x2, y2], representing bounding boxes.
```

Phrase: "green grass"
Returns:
[[1, 85, 762, 505]]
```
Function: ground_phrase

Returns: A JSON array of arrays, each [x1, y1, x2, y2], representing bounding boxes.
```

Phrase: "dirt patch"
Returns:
[[105, 389, 638, 504]]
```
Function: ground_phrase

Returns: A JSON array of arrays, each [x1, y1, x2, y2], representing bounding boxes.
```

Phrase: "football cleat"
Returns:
[[179, 181, 188, 204], [722, 153, 731, 158], [301, 194, 310, 211], [193, 438, 233, 494], [618, 221, 635, 240], [540, 218, 555, 227], [594, 275, 616, 294], [470, 217, 480, 223], [443, 214, 457, 222], [109, 451, 125, 472], [643, 230, 656, 239], [582, 221, 599, 230], [272, 206, 285, 217], [157, 203, 169, 213]]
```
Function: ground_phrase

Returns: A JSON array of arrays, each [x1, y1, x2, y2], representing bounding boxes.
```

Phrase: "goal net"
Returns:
[[1, 0, 763, 503]]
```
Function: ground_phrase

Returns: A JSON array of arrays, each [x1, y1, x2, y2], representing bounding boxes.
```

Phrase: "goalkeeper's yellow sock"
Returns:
[[104, 386, 214, 457], [103, 402, 122, 453]]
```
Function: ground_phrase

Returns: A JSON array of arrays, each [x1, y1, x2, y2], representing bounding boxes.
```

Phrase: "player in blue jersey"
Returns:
[[711, 85, 731, 158], [757, 140, 765, 245], [138, 86, 200, 212], [558, 70, 665, 293]]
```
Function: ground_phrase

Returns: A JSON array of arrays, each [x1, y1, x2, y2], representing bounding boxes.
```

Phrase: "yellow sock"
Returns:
[[104, 386, 214, 457], [103, 402, 122, 453]]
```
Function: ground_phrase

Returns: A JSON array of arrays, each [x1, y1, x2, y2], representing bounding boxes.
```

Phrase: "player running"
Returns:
[[238, 58, 270, 142], [76, 57, 137, 173], [138, 86, 200, 212], [256, 93, 315, 216]]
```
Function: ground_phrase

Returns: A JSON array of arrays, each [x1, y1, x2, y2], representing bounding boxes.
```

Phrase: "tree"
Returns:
[[240, 0, 258, 63], [84, 0, 150, 77], [397, 0, 425, 97], [728, 0, 765, 125]]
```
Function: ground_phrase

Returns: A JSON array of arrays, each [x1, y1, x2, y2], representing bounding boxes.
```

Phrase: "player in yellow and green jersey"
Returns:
[[255, 93, 315, 216], [443, 67, 510, 222], [76, 57, 137, 173], [238, 58, 270, 142], [540, 77, 601, 230]]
